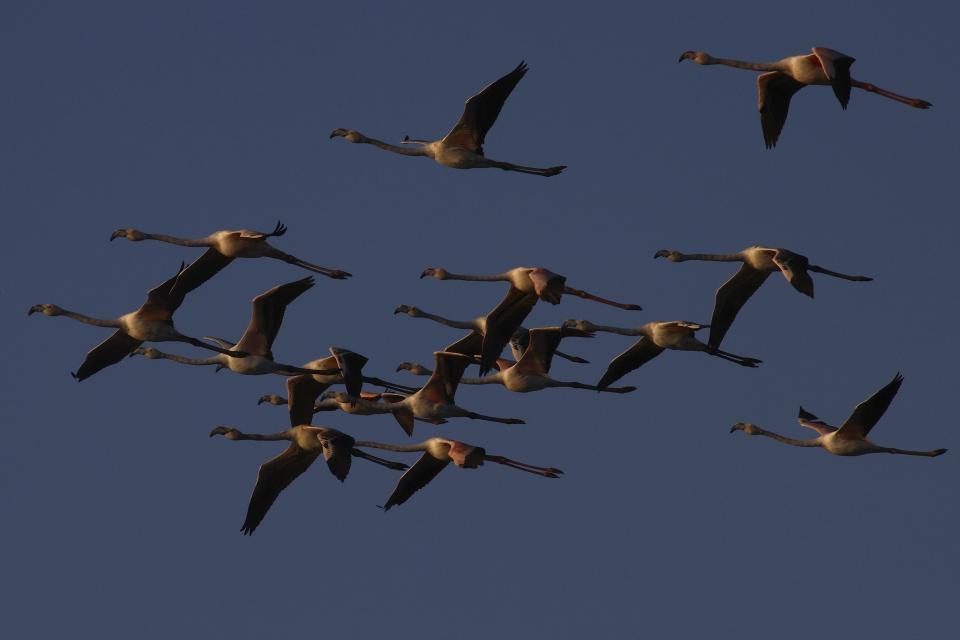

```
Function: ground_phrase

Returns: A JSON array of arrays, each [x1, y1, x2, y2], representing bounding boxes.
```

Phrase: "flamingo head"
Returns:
[[420, 267, 448, 280], [110, 228, 145, 241]]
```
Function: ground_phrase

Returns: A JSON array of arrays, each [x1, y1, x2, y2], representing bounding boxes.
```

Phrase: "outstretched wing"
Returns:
[[319, 429, 356, 482], [286, 375, 330, 426], [444, 331, 484, 357], [236, 277, 314, 357], [168, 248, 234, 310], [772, 250, 814, 298], [480, 286, 538, 375], [330, 346, 368, 398], [421, 351, 472, 404], [709, 264, 771, 348], [241, 444, 319, 535], [811, 47, 855, 109], [835, 373, 904, 440], [757, 71, 805, 149], [382, 452, 450, 511], [73, 330, 143, 381], [137, 262, 187, 321], [514, 327, 591, 375], [441, 62, 528, 154], [797, 407, 837, 436], [597, 336, 665, 389]]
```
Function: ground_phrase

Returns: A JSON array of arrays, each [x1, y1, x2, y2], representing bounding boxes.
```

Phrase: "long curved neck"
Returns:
[[412, 309, 476, 330], [586, 324, 644, 336], [442, 272, 510, 282], [56, 308, 121, 328], [157, 352, 222, 366], [363, 136, 429, 157], [354, 440, 428, 453], [232, 430, 290, 442], [141, 232, 212, 247], [674, 252, 744, 262], [461, 373, 503, 385], [701, 55, 778, 72], [752, 427, 821, 448]]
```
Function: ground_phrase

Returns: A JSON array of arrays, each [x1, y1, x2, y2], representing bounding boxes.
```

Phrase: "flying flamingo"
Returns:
[[654, 246, 872, 348], [731, 374, 947, 457], [258, 390, 449, 426], [392, 304, 587, 365], [209, 425, 408, 534], [111, 221, 351, 279], [562, 319, 762, 390], [323, 351, 526, 436], [330, 62, 566, 176], [419, 266, 642, 310], [397, 326, 636, 394], [679, 47, 932, 148], [352, 437, 562, 510], [29, 262, 245, 381], [129, 277, 339, 376]]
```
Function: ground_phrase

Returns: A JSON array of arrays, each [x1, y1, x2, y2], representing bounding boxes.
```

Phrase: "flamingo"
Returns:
[[209, 425, 408, 534], [419, 266, 642, 311], [329, 62, 566, 176], [654, 246, 872, 348], [679, 47, 932, 148], [396, 327, 636, 394], [731, 374, 947, 457], [323, 351, 526, 436], [395, 284, 539, 376], [258, 390, 448, 426], [352, 437, 562, 510], [110, 221, 351, 279], [129, 277, 338, 376], [29, 262, 245, 381], [392, 304, 587, 365], [562, 319, 762, 390]]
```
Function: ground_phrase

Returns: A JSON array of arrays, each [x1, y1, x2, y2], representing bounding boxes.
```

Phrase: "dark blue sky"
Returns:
[[4, 2, 957, 638]]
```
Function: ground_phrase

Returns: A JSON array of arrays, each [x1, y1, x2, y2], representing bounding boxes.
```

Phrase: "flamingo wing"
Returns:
[[73, 330, 143, 381], [235, 276, 314, 356], [444, 330, 484, 357], [514, 326, 592, 375], [597, 336, 665, 390], [167, 248, 234, 310], [480, 286, 538, 374], [382, 452, 450, 510], [835, 373, 904, 440], [241, 444, 319, 535], [772, 250, 814, 298], [421, 351, 473, 404], [527, 268, 566, 304], [757, 71, 805, 149], [442, 61, 528, 154], [709, 264, 771, 348], [286, 375, 331, 426], [811, 47, 855, 109], [318, 429, 356, 482], [797, 407, 837, 436], [136, 262, 187, 321], [330, 346, 368, 398]]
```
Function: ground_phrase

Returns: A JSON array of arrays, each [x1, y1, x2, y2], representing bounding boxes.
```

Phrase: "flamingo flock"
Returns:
[[30, 57, 943, 535]]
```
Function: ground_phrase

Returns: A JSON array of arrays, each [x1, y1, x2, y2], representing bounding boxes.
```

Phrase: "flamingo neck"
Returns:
[[364, 136, 429, 157], [588, 324, 644, 336], [703, 56, 778, 72], [461, 373, 504, 385], [141, 233, 211, 247], [58, 309, 121, 328], [441, 272, 509, 283], [235, 430, 291, 442], [673, 252, 744, 262], [354, 440, 427, 453], [752, 427, 821, 448], [158, 351, 223, 366], [414, 310, 476, 330]]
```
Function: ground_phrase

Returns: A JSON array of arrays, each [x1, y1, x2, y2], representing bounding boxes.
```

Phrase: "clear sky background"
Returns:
[[3, 1, 957, 638]]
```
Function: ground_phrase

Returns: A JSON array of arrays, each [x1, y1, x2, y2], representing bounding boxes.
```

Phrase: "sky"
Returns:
[[3, 1, 958, 638]]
